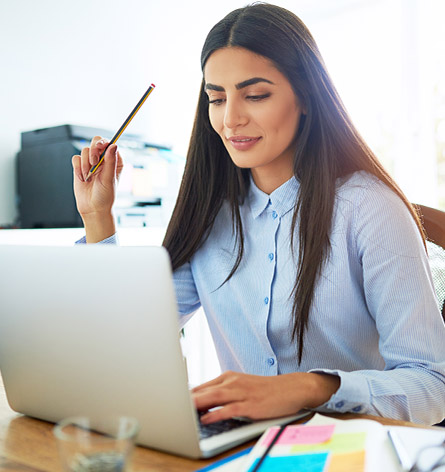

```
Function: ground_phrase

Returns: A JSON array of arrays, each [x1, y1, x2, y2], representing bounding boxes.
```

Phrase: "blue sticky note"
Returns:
[[247, 452, 329, 472]]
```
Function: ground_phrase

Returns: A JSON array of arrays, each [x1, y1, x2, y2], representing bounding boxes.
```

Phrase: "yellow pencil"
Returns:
[[85, 83, 156, 181]]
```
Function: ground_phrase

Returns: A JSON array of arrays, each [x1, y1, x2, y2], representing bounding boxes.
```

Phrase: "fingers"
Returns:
[[116, 149, 124, 181], [192, 372, 305, 424], [192, 373, 228, 393], [101, 144, 119, 182], [91, 135, 107, 147], [90, 137, 109, 166], [80, 146, 92, 181], [82, 136, 110, 177], [194, 385, 242, 411], [73, 136, 117, 182], [194, 383, 246, 423], [72, 154, 83, 182], [200, 403, 247, 424], [193, 372, 245, 417]]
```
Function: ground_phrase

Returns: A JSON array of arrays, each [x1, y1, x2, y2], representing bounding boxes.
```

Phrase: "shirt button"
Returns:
[[335, 401, 345, 409], [264, 297, 269, 305], [272, 211, 278, 219], [268, 253, 274, 261], [267, 358, 275, 366], [352, 406, 362, 413]]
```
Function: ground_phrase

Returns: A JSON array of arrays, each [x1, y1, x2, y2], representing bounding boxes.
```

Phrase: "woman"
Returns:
[[73, 3, 445, 425]]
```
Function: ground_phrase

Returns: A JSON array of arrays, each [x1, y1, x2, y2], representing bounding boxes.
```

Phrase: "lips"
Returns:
[[227, 136, 261, 151]]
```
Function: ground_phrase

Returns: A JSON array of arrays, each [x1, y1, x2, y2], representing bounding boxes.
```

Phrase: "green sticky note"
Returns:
[[290, 432, 367, 454]]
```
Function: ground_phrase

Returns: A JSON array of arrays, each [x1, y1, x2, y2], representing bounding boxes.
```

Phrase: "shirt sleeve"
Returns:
[[172, 261, 202, 329], [311, 179, 445, 424], [427, 241, 445, 312], [75, 234, 119, 244]]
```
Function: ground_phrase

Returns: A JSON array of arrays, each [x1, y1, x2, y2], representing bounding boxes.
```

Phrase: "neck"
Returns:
[[251, 167, 294, 194]]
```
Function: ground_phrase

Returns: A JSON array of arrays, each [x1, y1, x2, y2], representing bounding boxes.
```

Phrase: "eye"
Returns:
[[208, 98, 225, 106], [246, 93, 271, 101]]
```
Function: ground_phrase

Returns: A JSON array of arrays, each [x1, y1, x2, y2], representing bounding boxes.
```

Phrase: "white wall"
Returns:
[[0, 0, 213, 225], [0, 0, 385, 226], [0, 0, 301, 225], [1, 0, 444, 226]]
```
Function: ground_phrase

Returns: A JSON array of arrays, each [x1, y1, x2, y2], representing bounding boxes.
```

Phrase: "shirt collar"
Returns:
[[248, 174, 300, 219]]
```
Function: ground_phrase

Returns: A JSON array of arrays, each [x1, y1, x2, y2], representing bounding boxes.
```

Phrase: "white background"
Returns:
[[1, 0, 445, 227]]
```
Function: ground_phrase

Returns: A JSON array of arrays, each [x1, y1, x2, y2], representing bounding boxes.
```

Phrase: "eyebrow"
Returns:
[[205, 77, 274, 92]]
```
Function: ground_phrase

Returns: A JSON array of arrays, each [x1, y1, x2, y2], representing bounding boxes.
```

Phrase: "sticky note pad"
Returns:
[[290, 432, 367, 455], [262, 425, 336, 447], [327, 450, 366, 472], [247, 452, 329, 472]]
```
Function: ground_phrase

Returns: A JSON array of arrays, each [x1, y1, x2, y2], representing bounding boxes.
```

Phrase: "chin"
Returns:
[[224, 151, 256, 169], [228, 158, 257, 170]]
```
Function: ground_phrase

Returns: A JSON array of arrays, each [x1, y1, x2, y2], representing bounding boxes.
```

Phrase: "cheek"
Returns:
[[266, 102, 301, 139]]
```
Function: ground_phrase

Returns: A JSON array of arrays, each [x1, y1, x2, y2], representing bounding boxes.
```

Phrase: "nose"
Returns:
[[223, 97, 248, 130]]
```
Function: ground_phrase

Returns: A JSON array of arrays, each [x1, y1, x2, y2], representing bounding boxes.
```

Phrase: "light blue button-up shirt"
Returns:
[[172, 171, 445, 424], [82, 171, 445, 424]]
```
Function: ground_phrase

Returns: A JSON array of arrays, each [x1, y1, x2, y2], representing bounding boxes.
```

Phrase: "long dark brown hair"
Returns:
[[163, 3, 425, 363]]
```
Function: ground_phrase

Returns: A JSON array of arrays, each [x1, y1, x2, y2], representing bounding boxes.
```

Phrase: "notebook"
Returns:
[[0, 245, 309, 459]]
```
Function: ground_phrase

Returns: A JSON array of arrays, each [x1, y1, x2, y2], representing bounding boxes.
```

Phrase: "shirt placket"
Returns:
[[261, 202, 280, 374]]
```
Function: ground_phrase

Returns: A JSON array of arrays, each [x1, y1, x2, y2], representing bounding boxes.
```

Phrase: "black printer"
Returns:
[[16, 124, 177, 228]]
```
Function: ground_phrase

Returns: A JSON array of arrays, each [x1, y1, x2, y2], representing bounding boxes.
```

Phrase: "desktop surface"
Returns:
[[0, 374, 439, 472]]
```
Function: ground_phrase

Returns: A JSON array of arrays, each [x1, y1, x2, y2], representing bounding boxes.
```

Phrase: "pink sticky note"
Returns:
[[261, 424, 335, 447]]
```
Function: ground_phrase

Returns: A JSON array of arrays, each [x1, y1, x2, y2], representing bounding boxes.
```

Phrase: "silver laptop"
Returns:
[[0, 245, 309, 458]]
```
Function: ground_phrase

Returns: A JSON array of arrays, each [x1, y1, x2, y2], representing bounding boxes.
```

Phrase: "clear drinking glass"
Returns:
[[53, 416, 139, 472]]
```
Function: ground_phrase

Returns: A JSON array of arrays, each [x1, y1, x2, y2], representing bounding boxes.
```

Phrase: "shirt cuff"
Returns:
[[308, 368, 370, 415], [75, 233, 119, 245]]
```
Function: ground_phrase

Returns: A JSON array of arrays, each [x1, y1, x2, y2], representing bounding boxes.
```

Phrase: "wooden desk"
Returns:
[[0, 375, 437, 472]]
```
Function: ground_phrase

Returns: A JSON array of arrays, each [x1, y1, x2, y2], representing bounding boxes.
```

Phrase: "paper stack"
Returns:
[[197, 413, 445, 472]]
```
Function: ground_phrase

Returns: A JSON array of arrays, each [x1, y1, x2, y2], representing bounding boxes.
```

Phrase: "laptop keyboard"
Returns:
[[198, 411, 253, 439]]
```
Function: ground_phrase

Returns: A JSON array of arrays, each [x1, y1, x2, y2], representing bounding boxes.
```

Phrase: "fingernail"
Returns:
[[77, 172, 84, 182]]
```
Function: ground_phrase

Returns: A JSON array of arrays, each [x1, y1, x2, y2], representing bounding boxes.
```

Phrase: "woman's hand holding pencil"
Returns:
[[72, 83, 155, 243], [72, 137, 123, 243]]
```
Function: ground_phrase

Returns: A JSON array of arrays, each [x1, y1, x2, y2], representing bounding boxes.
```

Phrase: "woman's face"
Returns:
[[204, 46, 304, 193]]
